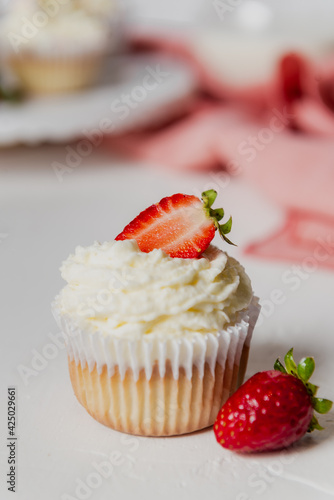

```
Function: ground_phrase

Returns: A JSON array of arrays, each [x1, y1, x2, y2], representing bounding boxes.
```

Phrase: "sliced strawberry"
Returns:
[[115, 189, 234, 258]]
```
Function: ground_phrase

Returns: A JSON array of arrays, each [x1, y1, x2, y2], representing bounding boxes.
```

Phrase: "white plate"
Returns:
[[0, 54, 197, 146]]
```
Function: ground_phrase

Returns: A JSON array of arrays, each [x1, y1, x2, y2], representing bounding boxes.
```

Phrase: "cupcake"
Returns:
[[52, 190, 260, 436], [0, 0, 119, 94]]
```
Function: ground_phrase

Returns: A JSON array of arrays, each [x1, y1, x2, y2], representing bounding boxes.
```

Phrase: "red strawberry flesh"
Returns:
[[116, 193, 216, 258]]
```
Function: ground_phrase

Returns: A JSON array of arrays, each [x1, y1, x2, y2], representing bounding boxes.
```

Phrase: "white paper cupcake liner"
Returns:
[[52, 297, 260, 435], [52, 296, 260, 382]]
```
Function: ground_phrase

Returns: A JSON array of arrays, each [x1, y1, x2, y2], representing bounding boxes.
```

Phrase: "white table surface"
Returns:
[[0, 54, 197, 147], [0, 145, 334, 500]]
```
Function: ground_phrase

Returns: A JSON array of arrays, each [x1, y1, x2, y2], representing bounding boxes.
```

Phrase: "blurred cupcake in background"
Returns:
[[0, 0, 120, 94]]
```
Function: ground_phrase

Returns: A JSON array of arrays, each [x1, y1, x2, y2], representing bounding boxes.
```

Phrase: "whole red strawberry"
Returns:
[[116, 189, 234, 258], [214, 349, 332, 453]]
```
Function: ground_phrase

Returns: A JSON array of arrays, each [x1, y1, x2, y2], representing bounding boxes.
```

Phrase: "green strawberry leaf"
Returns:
[[220, 217, 232, 235], [221, 233, 237, 246], [305, 381, 318, 397], [297, 357, 315, 382], [201, 189, 236, 246], [308, 415, 324, 432], [284, 348, 298, 376], [210, 208, 225, 221], [202, 189, 217, 208], [274, 348, 333, 434], [311, 397, 333, 414], [274, 358, 287, 374]]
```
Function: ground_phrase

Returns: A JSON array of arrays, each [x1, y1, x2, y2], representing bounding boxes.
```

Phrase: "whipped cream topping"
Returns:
[[57, 240, 253, 340], [1, 0, 117, 55]]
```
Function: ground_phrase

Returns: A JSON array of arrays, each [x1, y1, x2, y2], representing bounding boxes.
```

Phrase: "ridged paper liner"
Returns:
[[52, 297, 259, 381], [52, 297, 260, 436]]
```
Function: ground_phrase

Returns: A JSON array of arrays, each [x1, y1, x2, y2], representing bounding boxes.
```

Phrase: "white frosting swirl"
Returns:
[[57, 240, 253, 339], [1, 0, 118, 56]]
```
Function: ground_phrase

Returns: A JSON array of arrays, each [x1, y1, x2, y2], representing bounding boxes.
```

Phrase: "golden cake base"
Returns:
[[9, 54, 103, 95], [68, 347, 249, 436]]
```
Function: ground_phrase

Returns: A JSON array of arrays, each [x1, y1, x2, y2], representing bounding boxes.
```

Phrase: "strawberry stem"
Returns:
[[201, 190, 236, 246], [274, 348, 333, 432]]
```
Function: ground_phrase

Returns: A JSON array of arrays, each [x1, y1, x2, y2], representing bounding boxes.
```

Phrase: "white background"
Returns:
[[1, 0, 334, 498]]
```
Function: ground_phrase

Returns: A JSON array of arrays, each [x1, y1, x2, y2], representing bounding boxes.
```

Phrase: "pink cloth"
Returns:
[[103, 36, 334, 270]]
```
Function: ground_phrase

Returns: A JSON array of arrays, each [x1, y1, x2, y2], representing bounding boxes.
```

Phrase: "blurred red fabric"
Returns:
[[103, 35, 334, 270]]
